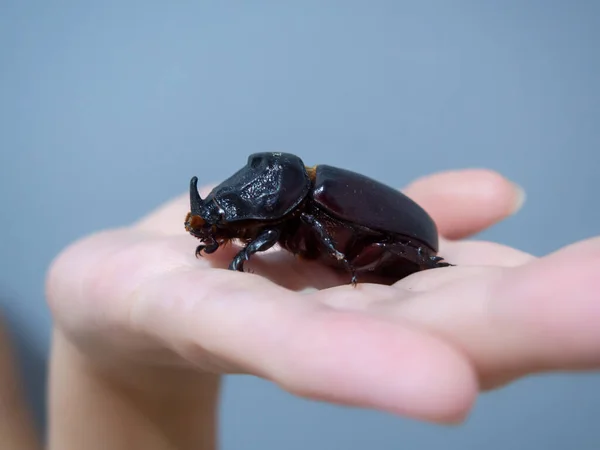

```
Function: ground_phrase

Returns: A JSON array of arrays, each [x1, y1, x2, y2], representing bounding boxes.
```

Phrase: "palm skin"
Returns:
[[45, 169, 600, 424]]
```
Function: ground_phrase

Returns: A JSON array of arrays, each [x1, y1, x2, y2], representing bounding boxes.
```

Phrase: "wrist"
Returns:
[[0, 319, 40, 450], [48, 330, 221, 450]]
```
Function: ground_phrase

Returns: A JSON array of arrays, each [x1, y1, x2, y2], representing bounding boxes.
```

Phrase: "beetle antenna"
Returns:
[[189, 176, 204, 215]]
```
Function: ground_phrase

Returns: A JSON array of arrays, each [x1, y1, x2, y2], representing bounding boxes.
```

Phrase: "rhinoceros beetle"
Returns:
[[184, 152, 452, 285]]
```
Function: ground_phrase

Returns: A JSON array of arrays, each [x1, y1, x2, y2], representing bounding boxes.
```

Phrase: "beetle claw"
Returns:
[[436, 261, 454, 268], [204, 242, 219, 254], [429, 255, 454, 268], [195, 242, 219, 258]]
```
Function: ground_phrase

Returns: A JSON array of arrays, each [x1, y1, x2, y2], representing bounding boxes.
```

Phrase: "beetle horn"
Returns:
[[189, 176, 204, 216]]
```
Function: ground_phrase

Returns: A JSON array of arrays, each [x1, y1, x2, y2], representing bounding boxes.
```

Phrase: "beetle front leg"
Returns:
[[300, 213, 358, 286], [229, 229, 281, 272], [195, 241, 219, 258]]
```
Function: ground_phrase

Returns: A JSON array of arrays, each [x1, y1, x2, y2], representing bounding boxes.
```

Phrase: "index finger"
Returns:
[[402, 169, 525, 240]]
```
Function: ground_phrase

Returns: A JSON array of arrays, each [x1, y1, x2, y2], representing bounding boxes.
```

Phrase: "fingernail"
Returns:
[[511, 183, 526, 214]]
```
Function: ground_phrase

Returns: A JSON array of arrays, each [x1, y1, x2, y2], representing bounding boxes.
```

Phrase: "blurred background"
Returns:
[[1, 1, 599, 448]]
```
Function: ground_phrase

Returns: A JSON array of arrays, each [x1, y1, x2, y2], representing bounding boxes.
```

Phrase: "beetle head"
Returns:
[[184, 176, 226, 244]]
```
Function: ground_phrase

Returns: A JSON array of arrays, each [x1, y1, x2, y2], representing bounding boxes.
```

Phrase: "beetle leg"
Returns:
[[416, 247, 454, 269], [419, 249, 453, 269], [429, 256, 453, 268], [425, 253, 454, 267], [229, 229, 281, 272], [300, 213, 358, 286], [195, 241, 219, 258], [204, 242, 220, 254]]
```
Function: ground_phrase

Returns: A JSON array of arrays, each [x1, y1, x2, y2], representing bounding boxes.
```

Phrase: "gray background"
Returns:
[[1, 1, 599, 448]]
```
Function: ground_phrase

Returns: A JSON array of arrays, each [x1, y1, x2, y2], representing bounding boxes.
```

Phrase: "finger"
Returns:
[[487, 236, 600, 376], [438, 240, 536, 267], [48, 230, 478, 423], [132, 270, 478, 423], [403, 169, 525, 240], [45, 228, 345, 361], [388, 236, 600, 389]]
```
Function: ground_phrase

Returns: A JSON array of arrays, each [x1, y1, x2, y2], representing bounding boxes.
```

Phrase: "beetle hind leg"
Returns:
[[421, 252, 454, 269], [428, 255, 453, 268]]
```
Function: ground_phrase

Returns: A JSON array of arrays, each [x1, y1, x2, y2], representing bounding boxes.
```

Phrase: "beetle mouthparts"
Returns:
[[185, 213, 205, 232], [189, 176, 204, 216]]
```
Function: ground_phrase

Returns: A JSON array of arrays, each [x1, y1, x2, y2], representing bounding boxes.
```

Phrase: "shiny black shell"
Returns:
[[202, 152, 311, 222], [311, 164, 439, 252]]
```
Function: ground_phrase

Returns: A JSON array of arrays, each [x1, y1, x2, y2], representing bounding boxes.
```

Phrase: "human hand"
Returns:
[[45, 168, 600, 426]]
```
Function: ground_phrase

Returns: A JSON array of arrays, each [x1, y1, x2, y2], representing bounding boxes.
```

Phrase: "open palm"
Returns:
[[46, 169, 600, 424]]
